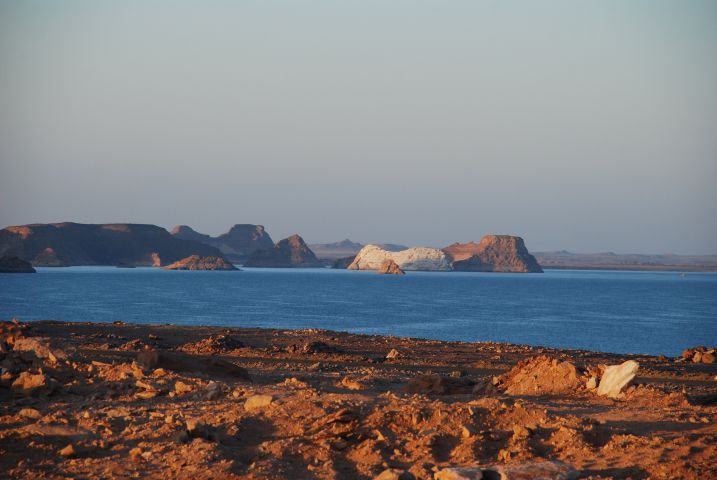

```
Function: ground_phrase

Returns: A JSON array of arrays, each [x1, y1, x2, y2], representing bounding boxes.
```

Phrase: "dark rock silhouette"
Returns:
[[0, 255, 36, 273], [244, 234, 322, 268], [0, 223, 222, 267], [171, 224, 274, 262]]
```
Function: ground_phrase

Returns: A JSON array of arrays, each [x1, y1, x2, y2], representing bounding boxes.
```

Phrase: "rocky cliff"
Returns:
[[0, 223, 223, 267], [171, 224, 274, 262], [162, 255, 238, 271], [244, 234, 322, 268], [0, 255, 36, 273], [443, 235, 543, 273], [348, 245, 452, 271], [377, 259, 405, 275]]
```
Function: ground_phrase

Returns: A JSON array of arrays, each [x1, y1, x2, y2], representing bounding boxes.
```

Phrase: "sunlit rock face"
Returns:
[[348, 245, 452, 271]]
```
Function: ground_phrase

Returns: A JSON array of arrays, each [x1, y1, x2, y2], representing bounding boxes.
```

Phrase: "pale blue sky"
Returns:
[[1, 1, 715, 253]]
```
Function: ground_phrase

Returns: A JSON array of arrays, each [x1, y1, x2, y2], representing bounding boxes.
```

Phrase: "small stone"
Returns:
[[174, 381, 194, 395], [586, 376, 598, 390], [434, 467, 483, 480], [59, 444, 75, 457], [244, 394, 273, 411], [512, 424, 531, 440], [702, 352, 715, 364], [339, 376, 363, 390], [461, 424, 476, 438], [185, 417, 205, 434], [11, 372, 51, 395], [19, 408, 42, 420], [374, 468, 409, 480], [129, 447, 143, 462], [386, 349, 401, 360]]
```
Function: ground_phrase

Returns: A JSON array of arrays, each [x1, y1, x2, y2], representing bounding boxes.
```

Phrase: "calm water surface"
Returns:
[[1, 267, 715, 356]]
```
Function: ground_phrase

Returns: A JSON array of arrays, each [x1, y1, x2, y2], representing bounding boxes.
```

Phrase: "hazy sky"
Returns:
[[1, 1, 716, 254]]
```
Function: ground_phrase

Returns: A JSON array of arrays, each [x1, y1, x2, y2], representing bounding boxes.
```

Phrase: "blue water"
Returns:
[[0, 267, 715, 356]]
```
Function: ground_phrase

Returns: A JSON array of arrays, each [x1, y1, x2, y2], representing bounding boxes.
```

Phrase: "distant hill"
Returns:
[[171, 224, 274, 262], [0, 223, 223, 267], [534, 251, 717, 271], [245, 234, 322, 268], [310, 239, 408, 260]]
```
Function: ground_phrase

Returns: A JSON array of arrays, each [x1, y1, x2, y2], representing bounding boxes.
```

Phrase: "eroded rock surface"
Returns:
[[348, 245, 451, 271]]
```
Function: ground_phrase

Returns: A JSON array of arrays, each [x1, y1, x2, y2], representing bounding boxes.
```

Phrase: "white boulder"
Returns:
[[348, 245, 452, 271], [596, 360, 639, 399]]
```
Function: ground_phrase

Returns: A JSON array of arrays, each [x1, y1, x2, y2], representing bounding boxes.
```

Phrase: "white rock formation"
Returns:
[[597, 360, 639, 399], [347, 244, 452, 271]]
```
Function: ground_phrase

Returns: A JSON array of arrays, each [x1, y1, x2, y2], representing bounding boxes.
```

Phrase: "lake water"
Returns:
[[1, 267, 715, 356]]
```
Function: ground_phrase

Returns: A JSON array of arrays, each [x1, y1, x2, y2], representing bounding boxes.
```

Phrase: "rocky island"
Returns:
[[0, 256, 36, 273], [443, 235, 543, 273], [171, 225, 274, 263], [244, 234, 322, 268], [0, 319, 714, 479], [348, 245, 452, 271], [0, 223, 223, 267], [162, 255, 238, 271]]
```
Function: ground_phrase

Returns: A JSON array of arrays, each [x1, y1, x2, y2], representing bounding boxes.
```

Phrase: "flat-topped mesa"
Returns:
[[0, 255, 36, 273], [348, 245, 452, 271], [170, 224, 274, 263], [244, 234, 323, 268], [443, 235, 543, 273], [0, 223, 223, 267], [162, 255, 238, 271]]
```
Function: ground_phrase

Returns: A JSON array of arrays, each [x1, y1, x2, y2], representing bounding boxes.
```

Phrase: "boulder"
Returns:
[[348, 245, 451, 271], [11, 372, 53, 395], [244, 394, 273, 411], [0, 256, 35, 273], [596, 360, 639, 399], [162, 255, 238, 270], [443, 235, 543, 273], [377, 259, 405, 275]]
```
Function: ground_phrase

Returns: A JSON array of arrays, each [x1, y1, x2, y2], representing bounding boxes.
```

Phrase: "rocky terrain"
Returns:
[[162, 255, 239, 271], [0, 223, 222, 267], [348, 246, 452, 271], [171, 225, 275, 263], [443, 236, 543, 273], [534, 251, 717, 272], [0, 319, 715, 479], [244, 235, 323, 268], [377, 260, 405, 275], [0, 255, 36, 273]]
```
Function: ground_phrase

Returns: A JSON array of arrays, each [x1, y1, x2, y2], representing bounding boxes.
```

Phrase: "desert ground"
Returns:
[[1, 320, 715, 479]]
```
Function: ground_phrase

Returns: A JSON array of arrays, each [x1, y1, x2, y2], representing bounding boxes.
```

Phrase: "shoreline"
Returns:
[[1, 320, 715, 479]]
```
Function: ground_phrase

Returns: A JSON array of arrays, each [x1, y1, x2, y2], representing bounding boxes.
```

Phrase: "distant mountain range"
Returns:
[[533, 251, 717, 271], [1, 222, 715, 271]]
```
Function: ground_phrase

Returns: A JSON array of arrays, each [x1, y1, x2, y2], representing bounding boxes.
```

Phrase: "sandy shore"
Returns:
[[1, 320, 715, 479]]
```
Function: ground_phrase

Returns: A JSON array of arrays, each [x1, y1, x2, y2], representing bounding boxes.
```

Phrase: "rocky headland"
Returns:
[[0, 223, 222, 267], [0, 256, 36, 273], [171, 225, 274, 263], [0, 319, 715, 479], [244, 234, 322, 268], [348, 245, 452, 271], [162, 255, 239, 271], [443, 236, 543, 273]]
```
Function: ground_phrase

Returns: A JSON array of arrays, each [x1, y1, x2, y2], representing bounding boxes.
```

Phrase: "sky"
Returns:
[[1, 1, 716, 254]]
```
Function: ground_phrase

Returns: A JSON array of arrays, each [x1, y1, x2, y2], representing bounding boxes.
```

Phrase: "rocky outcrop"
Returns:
[[171, 224, 274, 263], [347, 245, 451, 271], [244, 234, 322, 268], [332, 256, 356, 269], [377, 259, 405, 275], [162, 255, 238, 271], [443, 235, 543, 273], [0, 223, 223, 267], [0, 255, 36, 273]]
